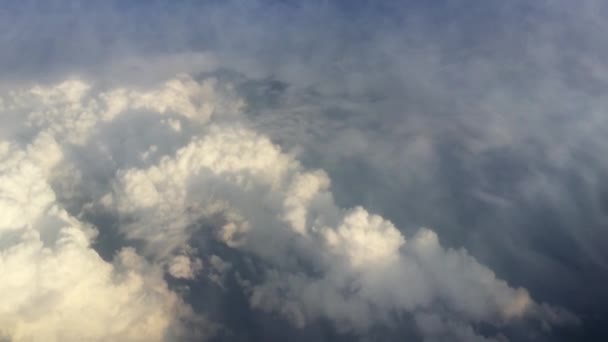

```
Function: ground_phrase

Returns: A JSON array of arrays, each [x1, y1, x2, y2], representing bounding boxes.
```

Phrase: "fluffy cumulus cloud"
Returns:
[[2, 1, 607, 341], [0, 130, 199, 341], [0, 70, 578, 341], [0, 76, 231, 341]]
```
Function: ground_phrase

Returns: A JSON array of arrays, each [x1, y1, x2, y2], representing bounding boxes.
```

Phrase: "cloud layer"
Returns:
[[1, 1, 607, 341], [0, 73, 578, 341]]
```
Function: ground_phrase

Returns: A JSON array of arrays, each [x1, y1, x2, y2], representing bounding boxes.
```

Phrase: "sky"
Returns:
[[0, 1, 607, 341]]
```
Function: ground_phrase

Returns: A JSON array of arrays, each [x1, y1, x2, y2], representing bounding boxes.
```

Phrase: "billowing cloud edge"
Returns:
[[0, 74, 579, 341]]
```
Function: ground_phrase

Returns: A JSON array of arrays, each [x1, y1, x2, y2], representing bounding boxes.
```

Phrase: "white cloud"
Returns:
[[0, 132, 202, 341], [1, 74, 242, 145], [104, 91, 576, 340], [0, 75, 245, 341], [0, 73, 578, 341], [168, 254, 204, 280], [322, 207, 405, 268]]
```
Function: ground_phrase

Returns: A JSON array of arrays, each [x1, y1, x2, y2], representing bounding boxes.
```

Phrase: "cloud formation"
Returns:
[[0, 129, 200, 341], [0, 73, 578, 341], [1, 1, 606, 341]]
